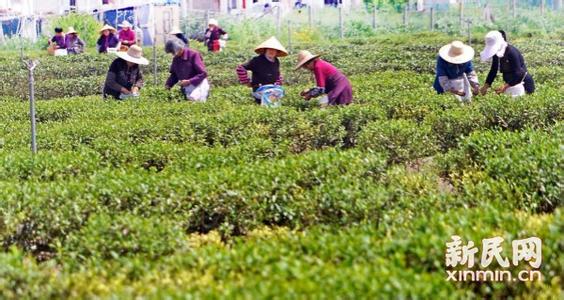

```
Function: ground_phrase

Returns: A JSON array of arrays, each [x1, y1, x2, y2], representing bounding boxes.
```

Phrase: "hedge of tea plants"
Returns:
[[0, 32, 562, 298]]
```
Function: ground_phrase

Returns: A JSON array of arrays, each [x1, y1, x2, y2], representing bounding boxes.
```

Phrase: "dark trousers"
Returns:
[[524, 74, 535, 94]]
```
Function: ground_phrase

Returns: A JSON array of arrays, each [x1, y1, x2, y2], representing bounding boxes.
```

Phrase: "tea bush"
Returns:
[[0, 32, 562, 298]]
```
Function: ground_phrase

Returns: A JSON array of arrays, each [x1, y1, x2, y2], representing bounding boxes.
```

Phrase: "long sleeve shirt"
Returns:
[[165, 48, 208, 88], [118, 29, 136, 46], [485, 44, 528, 86], [433, 56, 478, 94], [65, 36, 85, 54], [236, 54, 283, 91], [104, 58, 144, 97], [313, 59, 339, 89], [304, 59, 347, 98], [50, 35, 66, 49]]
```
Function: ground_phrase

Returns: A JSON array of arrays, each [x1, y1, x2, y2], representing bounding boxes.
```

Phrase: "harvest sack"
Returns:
[[219, 35, 228, 50], [182, 78, 210, 102], [504, 72, 528, 97], [54, 49, 68, 56], [449, 73, 472, 102], [505, 83, 525, 97], [119, 92, 139, 100], [253, 84, 284, 107]]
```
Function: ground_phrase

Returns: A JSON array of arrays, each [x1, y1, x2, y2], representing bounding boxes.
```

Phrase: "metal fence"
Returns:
[[178, 1, 562, 50]]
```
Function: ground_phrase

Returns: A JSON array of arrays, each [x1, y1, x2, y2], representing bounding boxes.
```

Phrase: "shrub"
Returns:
[[358, 119, 438, 164], [440, 128, 563, 212]]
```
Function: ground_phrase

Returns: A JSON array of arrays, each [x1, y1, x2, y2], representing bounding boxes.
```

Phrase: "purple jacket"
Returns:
[[165, 48, 208, 88], [97, 34, 119, 53]]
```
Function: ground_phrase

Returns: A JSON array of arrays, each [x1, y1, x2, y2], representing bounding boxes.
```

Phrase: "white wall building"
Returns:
[[0, 0, 181, 16]]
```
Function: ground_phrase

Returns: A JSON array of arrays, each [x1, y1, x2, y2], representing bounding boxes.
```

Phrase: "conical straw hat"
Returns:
[[254, 36, 288, 57]]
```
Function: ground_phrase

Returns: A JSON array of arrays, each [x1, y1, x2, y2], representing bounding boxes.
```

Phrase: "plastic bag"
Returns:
[[254, 84, 284, 108]]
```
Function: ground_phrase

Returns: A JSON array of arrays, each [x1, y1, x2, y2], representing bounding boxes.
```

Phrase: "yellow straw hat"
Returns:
[[99, 24, 117, 33], [294, 50, 320, 70], [115, 45, 149, 65], [439, 41, 475, 64], [67, 26, 78, 34]]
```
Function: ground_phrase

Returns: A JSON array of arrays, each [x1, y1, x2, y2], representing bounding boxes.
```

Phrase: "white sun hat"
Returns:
[[118, 20, 133, 28], [439, 41, 475, 64], [480, 31, 504, 62], [255, 36, 288, 57], [208, 18, 218, 26], [295, 50, 320, 70], [115, 45, 149, 65], [169, 27, 183, 35]]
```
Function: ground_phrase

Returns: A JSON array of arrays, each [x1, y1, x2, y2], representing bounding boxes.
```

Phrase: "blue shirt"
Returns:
[[433, 56, 475, 94]]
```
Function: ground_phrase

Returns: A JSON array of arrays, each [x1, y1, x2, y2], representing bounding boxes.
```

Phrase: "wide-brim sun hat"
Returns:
[[169, 27, 183, 35], [118, 20, 133, 28], [99, 24, 117, 33], [208, 18, 218, 26], [255, 36, 288, 57], [115, 45, 149, 65], [67, 26, 78, 34], [294, 50, 320, 70], [439, 41, 475, 64], [480, 31, 504, 62]]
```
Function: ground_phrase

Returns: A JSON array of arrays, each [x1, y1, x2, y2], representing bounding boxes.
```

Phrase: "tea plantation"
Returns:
[[0, 33, 562, 298]]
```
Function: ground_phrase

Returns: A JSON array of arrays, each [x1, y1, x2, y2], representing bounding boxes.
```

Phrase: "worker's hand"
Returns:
[[450, 89, 465, 97], [495, 84, 509, 94], [480, 84, 489, 96], [120, 87, 131, 95], [180, 80, 191, 87], [246, 82, 253, 88], [131, 87, 139, 94], [300, 89, 310, 97]]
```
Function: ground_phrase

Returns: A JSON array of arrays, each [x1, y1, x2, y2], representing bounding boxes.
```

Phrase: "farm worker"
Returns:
[[204, 19, 227, 53], [118, 20, 136, 49], [169, 27, 189, 46], [164, 39, 210, 102], [103, 45, 148, 100], [48, 27, 66, 50], [97, 24, 120, 53], [64, 27, 85, 55], [236, 36, 287, 104], [480, 30, 535, 97], [295, 50, 353, 106], [433, 41, 480, 101]]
